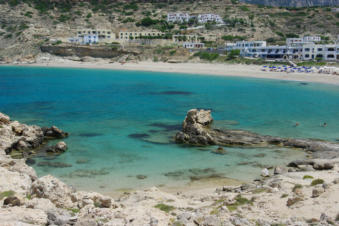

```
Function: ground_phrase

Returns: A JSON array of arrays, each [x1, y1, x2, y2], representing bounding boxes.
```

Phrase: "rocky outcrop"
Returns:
[[0, 112, 68, 158], [42, 126, 68, 139], [40, 44, 140, 59], [30, 175, 75, 208], [175, 109, 339, 158]]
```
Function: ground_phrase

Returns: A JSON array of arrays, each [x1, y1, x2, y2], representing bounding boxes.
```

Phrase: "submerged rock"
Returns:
[[136, 175, 147, 180], [211, 146, 227, 155], [175, 109, 339, 158], [37, 161, 72, 168], [76, 158, 90, 164], [43, 141, 68, 154]]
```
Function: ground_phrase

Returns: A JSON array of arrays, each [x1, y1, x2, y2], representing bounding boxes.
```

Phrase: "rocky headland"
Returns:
[[1, 111, 339, 225]]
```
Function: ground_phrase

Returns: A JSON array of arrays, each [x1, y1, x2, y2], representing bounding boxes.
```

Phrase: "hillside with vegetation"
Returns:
[[240, 0, 339, 7], [0, 0, 338, 63]]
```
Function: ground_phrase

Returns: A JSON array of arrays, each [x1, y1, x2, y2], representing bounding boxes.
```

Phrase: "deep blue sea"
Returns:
[[1, 66, 339, 193]]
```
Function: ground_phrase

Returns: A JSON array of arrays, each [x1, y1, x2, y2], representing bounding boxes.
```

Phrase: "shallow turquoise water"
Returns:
[[1, 66, 339, 193]]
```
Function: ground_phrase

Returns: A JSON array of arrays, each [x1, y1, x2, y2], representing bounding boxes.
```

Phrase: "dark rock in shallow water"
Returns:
[[190, 173, 224, 182], [65, 169, 109, 178], [299, 82, 308, 86], [136, 175, 147, 180], [164, 168, 218, 180], [254, 153, 266, 158], [37, 161, 72, 168], [43, 141, 68, 154], [149, 91, 193, 96], [175, 109, 339, 158], [76, 158, 90, 164], [128, 133, 150, 139], [211, 146, 227, 155], [78, 132, 103, 137], [149, 122, 182, 131], [25, 158, 36, 165]]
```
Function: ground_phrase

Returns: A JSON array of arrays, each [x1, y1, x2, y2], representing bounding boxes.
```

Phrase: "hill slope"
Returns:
[[0, 0, 338, 63], [240, 0, 339, 7]]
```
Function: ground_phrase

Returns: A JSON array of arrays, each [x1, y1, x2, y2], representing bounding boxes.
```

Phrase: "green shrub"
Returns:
[[24, 11, 33, 18], [154, 203, 175, 213], [0, 190, 15, 200], [292, 184, 303, 192], [86, 13, 92, 19], [280, 194, 288, 198], [311, 179, 324, 186], [194, 52, 219, 61], [226, 49, 240, 60], [239, 6, 249, 11], [303, 175, 313, 180], [226, 195, 253, 211]]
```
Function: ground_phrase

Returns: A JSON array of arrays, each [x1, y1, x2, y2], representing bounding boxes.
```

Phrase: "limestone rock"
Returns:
[[47, 209, 77, 226], [261, 168, 270, 177], [25, 198, 57, 212], [0, 206, 48, 225], [71, 191, 114, 208], [0, 154, 37, 180], [30, 175, 75, 208], [0, 112, 10, 124], [313, 160, 334, 170], [0, 167, 32, 196], [42, 126, 69, 139], [312, 185, 325, 198], [274, 166, 285, 175], [44, 141, 68, 154]]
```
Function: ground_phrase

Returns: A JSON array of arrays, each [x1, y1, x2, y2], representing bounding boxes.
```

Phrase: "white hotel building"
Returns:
[[167, 13, 224, 24], [226, 37, 339, 61], [167, 13, 190, 23]]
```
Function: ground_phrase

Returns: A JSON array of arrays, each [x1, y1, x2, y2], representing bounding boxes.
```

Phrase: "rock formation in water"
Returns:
[[0, 112, 68, 158], [175, 109, 339, 158]]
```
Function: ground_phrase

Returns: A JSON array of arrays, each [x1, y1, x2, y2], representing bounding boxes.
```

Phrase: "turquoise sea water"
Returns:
[[1, 66, 339, 193]]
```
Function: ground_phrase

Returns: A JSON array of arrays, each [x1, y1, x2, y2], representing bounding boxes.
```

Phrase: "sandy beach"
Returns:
[[4, 60, 339, 86]]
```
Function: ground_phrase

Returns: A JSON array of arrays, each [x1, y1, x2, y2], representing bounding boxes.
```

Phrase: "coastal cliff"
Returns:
[[1, 112, 339, 225], [40, 45, 140, 59]]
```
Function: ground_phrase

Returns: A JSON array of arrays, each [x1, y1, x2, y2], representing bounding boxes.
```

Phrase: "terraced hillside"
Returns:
[[0, 0, 338, 62]]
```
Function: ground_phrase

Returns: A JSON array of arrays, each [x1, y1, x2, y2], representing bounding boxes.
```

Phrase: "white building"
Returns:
[[197, 14, 224, 24], [119, 31, 165, 40], [167, 13, 190, 23], [183, 42, 205, 49], [83, 35, 99, 44], [286, 36, 321, 46], [226, 40, 338, 61], [69, 29, 116, 44], [303, 36, 321, 43]]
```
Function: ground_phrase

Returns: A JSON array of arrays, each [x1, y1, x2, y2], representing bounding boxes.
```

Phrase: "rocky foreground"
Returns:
[[1, 112, 339, 226]]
